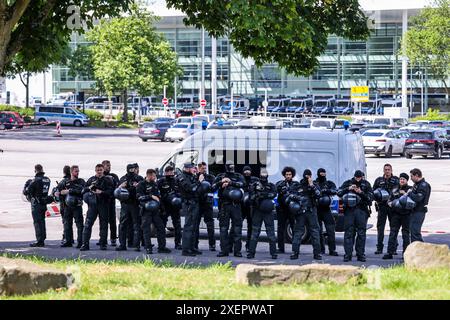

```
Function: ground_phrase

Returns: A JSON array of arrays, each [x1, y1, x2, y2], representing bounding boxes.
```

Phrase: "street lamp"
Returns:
[[257, 87, 272, 117], [415, 71, 424, 116]]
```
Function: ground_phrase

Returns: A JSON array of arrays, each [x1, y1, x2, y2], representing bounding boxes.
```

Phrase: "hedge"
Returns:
[[0, 105, 35, 122]]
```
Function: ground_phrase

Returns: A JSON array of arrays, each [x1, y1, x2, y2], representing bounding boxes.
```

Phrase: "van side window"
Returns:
[[66, 108, 76, 115]]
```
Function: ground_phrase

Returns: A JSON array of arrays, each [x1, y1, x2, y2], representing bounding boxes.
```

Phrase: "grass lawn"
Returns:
[[1, 254, 449, 300]]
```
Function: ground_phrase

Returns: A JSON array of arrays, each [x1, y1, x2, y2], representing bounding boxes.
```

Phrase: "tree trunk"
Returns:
[[122, 89, 128, 122], [25, 72, 30, 108]]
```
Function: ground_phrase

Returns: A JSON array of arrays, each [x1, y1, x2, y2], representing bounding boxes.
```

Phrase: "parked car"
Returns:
[[138, 122, 171, 142], [152, 117, 175, 124], [0, 111, 25, 129], [35, 106, 89, 127], [333, 99, 353, 115], [288, 98, 313, 113], [404, 129, 447, 159], [372, 117, 408, 129], [165, 123, 202, 142], [310, 118, 334, 129], [362, 129, 409, 157]]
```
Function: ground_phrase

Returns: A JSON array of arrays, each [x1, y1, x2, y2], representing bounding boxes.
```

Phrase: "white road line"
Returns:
[[422, 217, 450, 226]]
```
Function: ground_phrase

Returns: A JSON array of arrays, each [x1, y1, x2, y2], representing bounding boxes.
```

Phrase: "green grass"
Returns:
[[1, 254, 449, 300]]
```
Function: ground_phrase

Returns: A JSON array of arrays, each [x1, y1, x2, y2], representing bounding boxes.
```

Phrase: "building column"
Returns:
[[401, 9, 408, 108], [211, 36, 217, 115]]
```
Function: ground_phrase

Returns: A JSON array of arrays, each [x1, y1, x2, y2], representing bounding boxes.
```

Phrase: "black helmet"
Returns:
[[288, 201, 301, 214], [199, 180, 211, 194], [52, 186, 60, 202], [144, 200, 160, 212], [227, 188, 243, 202], [243, 193, 251, 207], [399, 194, 416, 210], [171, 196, 182, 209], [374, 188, 390, 202], [65, 194, 80, 207], [259, 199, 274, 213], [83, 192, 97, 206], [318, 195, 332, 207], [114, 187, 130, 201], [342, 193, 360, 208]]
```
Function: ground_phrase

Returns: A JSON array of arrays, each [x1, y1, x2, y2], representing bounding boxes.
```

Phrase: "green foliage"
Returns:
[[166, 0, 369, 76], [0, 1, 134, 75], [412, 108, 450, 121], [82, 110, 103, 121], [86, 5, 182, 96], [115, 112, 134, 121], [403, 0, 450, 92]]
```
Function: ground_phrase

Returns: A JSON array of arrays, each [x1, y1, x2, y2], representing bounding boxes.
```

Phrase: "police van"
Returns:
[[157, 116, 367, 242], [35, 105, 89, 127]]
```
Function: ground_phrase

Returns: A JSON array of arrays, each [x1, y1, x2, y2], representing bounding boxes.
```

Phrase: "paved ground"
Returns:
[[0, 126, 449, 267]]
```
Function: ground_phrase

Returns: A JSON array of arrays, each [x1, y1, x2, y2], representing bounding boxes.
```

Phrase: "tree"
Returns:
[[402, 0, 450, 95], [0, 0, 133, 76], [86, 5, 182, 122], [166, 0, 370, 76]]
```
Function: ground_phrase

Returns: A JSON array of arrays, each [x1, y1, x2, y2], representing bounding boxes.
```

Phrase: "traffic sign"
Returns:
[[351, 86, 369, 102], [162, 98, 169, 106], [200, 99, 207, 107], [262, 100, 268, 108]]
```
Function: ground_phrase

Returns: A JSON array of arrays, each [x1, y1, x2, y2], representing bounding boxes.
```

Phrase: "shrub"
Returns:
[[0, 105, 35, 120], [412, 108, 450, 121], [83, 110, 104, 121], [116, 112, 134, 121]]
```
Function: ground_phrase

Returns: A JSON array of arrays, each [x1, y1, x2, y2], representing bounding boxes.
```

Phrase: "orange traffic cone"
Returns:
[[55, 121, 62, 137]]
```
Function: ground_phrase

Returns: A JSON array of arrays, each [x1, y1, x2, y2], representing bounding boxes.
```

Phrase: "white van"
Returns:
[[157, 117, 366, 240], [35, 106, 89, 127], [372, 116, 408, 129]]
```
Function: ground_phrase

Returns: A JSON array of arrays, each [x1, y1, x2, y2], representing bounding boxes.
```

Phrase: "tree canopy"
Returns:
[[403, 0, 450, 93], [86, 5, 181, 121]]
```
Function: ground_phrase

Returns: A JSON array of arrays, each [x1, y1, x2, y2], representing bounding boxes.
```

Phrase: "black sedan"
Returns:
[[138, 122, 171, 142]]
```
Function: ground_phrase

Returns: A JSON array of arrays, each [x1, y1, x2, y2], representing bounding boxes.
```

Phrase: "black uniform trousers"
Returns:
[[343, 207, 368, 257], [162, 202, 182, 247], [107, 198, 117, 241], [218, 202, 242, 254], [31, 203, 47, 243], [141, 207, 166, 250], [291, 208, 321, 255], [387, 213, 411, 254], [60, 202, 67, 241], [181, 200, 200, 252], [82, 202, 109, 246], [195, 199, 215, 249], [118, 203, 141, 248], [248, 208, 277, 256], [410, 210, 426, 243], [276, 205, 295, 252], [64, 205, 84, 245], [317, 207, 337, 253], [376, 204, 395, 251], [241, 204, 252, 248]]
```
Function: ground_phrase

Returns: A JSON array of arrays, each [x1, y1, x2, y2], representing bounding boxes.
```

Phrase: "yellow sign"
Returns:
[[351, 86, 369, 102]]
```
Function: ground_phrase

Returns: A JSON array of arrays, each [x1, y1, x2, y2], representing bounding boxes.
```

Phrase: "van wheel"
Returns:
[[406, 153, 413, 159], [73, 120, 82, 127], [141, 138, 148, 142], [385, 145, 393, 158], [38, 118, 46, 125], [400, 148, 406, 157], [422, 155, 428, 158]]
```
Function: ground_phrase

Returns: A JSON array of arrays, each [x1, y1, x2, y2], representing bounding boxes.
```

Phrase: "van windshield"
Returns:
[[312, 121, 331, 128], [373, 118, 390, 125], [178, 118, 192, 123]]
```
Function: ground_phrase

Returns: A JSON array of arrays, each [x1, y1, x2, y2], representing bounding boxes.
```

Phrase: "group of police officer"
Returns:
[[23, 160, 431, 262]]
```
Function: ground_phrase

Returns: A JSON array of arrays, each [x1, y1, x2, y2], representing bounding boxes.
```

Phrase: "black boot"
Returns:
[[290, 252, 299, 260], [313, 254, 322, 260], [217, 252, 229, 257], [357, 255, 366, 262], [115, 246, 127, 251], [158, 247, 171, 254], [146, 248, 153, 254], [343, 255, 352, 262], [234, 252, 242, 258], [79, 244, 90, 251], [182, 250, 196, 257], [382, 253, 393, 260], [30, 242, 45, 247], [329, 251, 339, 256], [246, 253, 255, 259], [192, 248, 202, 255], [209, 246, 216, 252], [271, 254, 278, 259], [374, 249, 383, 255], [60, 242, 73, 248]]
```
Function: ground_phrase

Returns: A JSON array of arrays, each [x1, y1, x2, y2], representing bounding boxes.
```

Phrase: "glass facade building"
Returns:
[[52, 7, 449, 111]]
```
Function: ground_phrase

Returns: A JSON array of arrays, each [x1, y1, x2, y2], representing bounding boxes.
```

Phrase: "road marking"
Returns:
[[422, 217, 450, 227]]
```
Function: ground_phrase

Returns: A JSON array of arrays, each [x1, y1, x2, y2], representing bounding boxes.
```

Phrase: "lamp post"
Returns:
[[258, 87, 272, 117], [415, 71, 424, 116]]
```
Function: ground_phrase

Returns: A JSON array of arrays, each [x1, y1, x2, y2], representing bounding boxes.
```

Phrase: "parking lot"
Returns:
[[0, 126, 449, 267]]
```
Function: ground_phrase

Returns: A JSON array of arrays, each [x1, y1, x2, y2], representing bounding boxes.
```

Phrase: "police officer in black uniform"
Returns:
[[212, 160, 245, 258], [315, 168, 339, 256], [176, 162, 202, 257], [373, 164, 400, 255], [158, 166, 182, 250], [24, 164, 51, 247], [102, 160, 119, 246], [247, 168, 278, 259], [408, 168, 431, 243], [137, 169, 171, 255], [241, 166, 259, 252], [57, 165, 71, 245], [338, 170, 374, 262], [289, 169, 322, 260], [383, 173, 412, 259], [116, 164, 144, 251], [56, 165, 85, 248], [80, 164, 114, 251], [194, 162, 216, 251], [275, 167, 299, 253]]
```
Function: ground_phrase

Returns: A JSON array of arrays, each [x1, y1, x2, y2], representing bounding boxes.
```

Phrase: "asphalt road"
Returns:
[[1, 126, 449, 267]]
